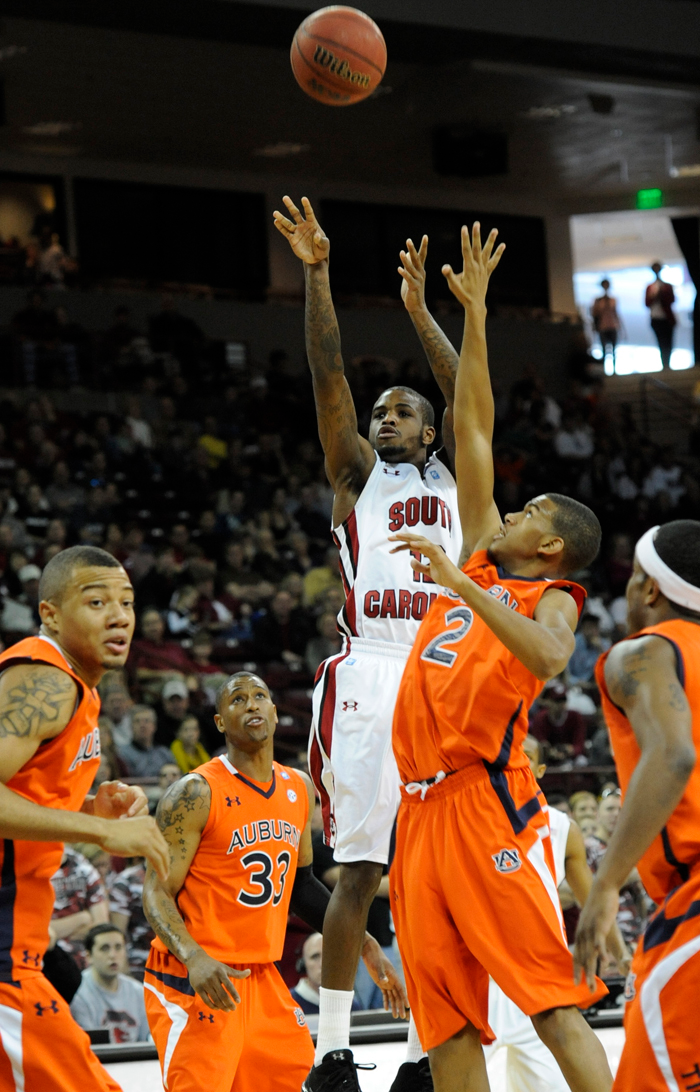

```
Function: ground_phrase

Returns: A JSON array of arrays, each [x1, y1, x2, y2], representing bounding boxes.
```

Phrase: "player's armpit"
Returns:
[[296, 769, 318, 869], [0, 663, 78, 782]]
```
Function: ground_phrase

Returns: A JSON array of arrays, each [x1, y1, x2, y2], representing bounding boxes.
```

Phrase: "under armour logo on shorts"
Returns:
[[294, 1007, 306, 1027], [342, 700, 358, 712], [492, 848, 521, 874]]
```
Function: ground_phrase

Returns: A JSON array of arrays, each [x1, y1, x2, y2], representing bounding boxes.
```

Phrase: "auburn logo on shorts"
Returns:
[[623, 972, 636, 1002], [492, 848, 521, 874]]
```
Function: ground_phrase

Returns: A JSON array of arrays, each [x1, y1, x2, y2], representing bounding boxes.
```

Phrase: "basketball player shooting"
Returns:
[[388, 223, 614, 1092], [273, 196, 461, 1091], [0, 545, 169, 1092], [575, 520, 700, 1091], [142, 672, 401, 1092]]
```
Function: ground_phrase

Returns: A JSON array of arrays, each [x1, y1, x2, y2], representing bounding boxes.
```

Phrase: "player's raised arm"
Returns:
[[273, 196, 375, 499], [442, 223, 505, 556], [143, 773, 251, 1011], [399, 235, 458, 468], [574, 635, 696, 988]]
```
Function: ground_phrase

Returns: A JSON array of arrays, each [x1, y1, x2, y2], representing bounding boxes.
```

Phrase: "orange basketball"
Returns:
[[290, 6, 387, 106]]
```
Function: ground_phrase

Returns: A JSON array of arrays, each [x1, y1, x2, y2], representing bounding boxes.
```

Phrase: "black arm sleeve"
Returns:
[[289, 864, 330, 934]]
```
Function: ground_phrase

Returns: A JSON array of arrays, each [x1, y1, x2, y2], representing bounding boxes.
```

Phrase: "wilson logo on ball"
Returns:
[[312, 46, 371, 88]]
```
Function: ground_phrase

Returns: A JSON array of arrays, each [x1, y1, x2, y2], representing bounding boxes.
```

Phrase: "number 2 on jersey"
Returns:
[[420, 606, 474, 667], [238, 850, 291, 907]]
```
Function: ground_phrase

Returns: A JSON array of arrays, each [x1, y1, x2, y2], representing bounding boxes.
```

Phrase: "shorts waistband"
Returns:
[[343, 637, 412, 659], [401, 762, 492, 802]]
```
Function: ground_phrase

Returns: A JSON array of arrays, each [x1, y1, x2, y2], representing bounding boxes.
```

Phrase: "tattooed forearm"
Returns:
[[410, 309, 459, 401], [143, 873, 201, 963], [0, 667, 76, 739], [305, 262, 345, 378]]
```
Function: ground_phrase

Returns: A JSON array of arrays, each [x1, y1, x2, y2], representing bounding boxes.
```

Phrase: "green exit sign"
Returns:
[[636, 188, 664, 209]]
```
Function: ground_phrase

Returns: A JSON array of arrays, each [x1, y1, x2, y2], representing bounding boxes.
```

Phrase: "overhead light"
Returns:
[[521, 105, 576, 120], [23, 121, 81, 136], [0, 45, 27, 62], [669, 163, 700, 178], [20, 143, 81, 157], [254, 142, 310, 158]]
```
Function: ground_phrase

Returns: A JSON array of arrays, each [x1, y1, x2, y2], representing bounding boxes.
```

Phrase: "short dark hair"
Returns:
[[216, 671, 270, 712], [376, 386, 435, 429], [654, 520, 700, 616], [546, 494, 602, 574], [84, 923, 124, 953], [38, 545, 123, 604], [524, 734, 543, 766]]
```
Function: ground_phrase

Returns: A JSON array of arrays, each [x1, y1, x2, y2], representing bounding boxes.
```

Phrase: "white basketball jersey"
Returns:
[[332, 451, 462, 645], [548, 804, 570, 888]]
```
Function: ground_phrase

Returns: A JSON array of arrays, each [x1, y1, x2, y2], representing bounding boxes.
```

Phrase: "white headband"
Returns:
[[635, 525, 700, 612]]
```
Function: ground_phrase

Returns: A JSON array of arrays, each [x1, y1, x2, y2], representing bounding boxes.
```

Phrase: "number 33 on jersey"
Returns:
[[153, 755, 309, 965]]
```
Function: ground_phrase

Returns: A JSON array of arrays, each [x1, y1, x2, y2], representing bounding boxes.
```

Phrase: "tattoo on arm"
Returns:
[[411, 311, 459, 400], [156, 775, 210, 860], [305, 266, 345, 380], [667, 681, 687, 712], [610, 644, 652, 700], [0, 668, 75, 739]]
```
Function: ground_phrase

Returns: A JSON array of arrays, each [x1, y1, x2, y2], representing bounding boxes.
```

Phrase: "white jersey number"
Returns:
[[420, 606, 474, 668]]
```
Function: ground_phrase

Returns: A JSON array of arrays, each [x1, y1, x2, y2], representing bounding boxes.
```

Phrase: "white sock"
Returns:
[[314, 987, 355, 1064], [405, 1014, 427, 1064]]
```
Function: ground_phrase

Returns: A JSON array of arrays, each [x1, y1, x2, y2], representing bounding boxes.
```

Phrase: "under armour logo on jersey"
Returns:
[[341, 700, 358, 712], [225, 796, 241, 807], [623, 972, 637, 1002], [287, 789, 297, 803], [492, 848, 522, 874], [293, 1007, 306, 1027], [35, 1001, 60, 1016], [23, 950, 41, 966], [198, 1011, 215, 1023]]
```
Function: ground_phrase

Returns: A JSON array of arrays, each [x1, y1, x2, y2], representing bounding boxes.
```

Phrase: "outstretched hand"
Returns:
[[399, 236, 429, 313], [573, 880, 620, 992], [389, 530, 464, 593], [361, 934, 408, 1019], [442, 222, 505, 309], [273, 196, 330, 265]]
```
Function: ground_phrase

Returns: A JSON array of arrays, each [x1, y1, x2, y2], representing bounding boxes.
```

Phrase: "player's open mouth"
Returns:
[[105, 638, 128, 654], [246, 716, 264, 726]]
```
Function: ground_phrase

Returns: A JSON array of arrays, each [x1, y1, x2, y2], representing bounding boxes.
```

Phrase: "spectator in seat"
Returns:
[[530, 683, 586, 762], [51, 846, 109, 970], [305, 611, 342, 675], [290, 933, 328, 1015], [45, 461, 85, 518], [170, 715, 210, 774], [108, 861, 156, 975], [189, 629, 229, 708], [100, 687, 134, 748], [569, 791, 599, 838], [117, 705, 173, 778], [1, 562, 41, 638], [136, 549, 182, 611], [166, 584, 200, 637], [586, 789, 647, 949], [303, 545, 343, 607], [642, 447, 685, 508], [148, 762, 182, 816], [156, 678, 192, 745], [128, 607, 196, 703], [251, 589, 312, 668], [553, 412, 595, 462], [568, 614, 610, 686], [70, 925, 149, 1042]]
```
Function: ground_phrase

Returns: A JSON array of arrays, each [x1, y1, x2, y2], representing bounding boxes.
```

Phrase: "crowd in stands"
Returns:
[[0, 287, 696, 1035]]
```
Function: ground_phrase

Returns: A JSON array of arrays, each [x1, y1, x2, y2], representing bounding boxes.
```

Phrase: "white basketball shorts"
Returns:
[[309, 637, 410, 865]]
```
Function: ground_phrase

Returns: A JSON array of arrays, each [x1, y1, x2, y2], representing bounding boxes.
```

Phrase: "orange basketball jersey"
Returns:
[[393, 550, 585, 784], [597, 618, 700, 905], [152, 756, 309, 964], [0, 635, 101, 981]]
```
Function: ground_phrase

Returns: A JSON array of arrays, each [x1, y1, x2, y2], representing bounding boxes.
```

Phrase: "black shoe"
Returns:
[[302, 1050, 376, 1092], [389, 1059, 433, 1092]]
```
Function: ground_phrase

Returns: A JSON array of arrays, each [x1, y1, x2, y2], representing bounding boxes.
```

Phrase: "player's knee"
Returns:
[[336, 861, 383, 906], [531, 1005, 583, 1050]]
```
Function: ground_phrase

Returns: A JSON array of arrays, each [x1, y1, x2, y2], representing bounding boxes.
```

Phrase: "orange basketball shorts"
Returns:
[[614, 870, 700, 1092], [390, 762, 607, 1052], [144, 948, 314, 1092], [0, 972, 122, 1092]]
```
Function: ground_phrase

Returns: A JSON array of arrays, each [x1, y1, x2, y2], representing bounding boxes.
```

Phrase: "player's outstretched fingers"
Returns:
[[282, 195, 304, 223], [272, 212, 295, 236], [300, 196, 318, 222], [441, 264, 463, 300], [470, 221, 482, 260], [481, 228, 498, 264], [488, 242, 506, 273]]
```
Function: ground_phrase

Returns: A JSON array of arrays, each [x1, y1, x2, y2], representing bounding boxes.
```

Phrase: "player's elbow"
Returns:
[[667, 741, 696, 785]]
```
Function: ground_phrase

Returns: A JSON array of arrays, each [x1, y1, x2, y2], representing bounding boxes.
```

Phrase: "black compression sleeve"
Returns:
[[289, 865, 330, 934]]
